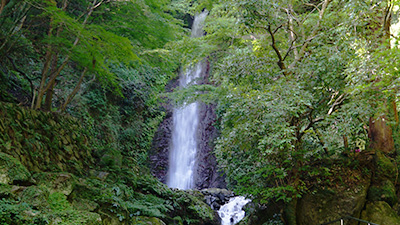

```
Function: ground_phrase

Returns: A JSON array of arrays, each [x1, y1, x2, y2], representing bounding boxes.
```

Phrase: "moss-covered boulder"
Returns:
[[33, 172, 76, 196], [361, 201, 400, 225], [0, 183, 13, 198], [368, 180, 397, 206], [296, 173, 370, 225], [43, 210, 102, 225], [374, 151, 396, 183], [0, 152, 31, 185], [20, 185, 50, 210], [131, 216, 166, 225]]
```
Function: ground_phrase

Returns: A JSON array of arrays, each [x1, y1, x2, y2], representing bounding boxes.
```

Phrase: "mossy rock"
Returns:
[[131, 216, 166, 225], [374, 151, 396, 182], [296, 173, 370, 225], [0, 183, 14, 198], [170, 189, 220, 225], [0, 152, 31, 185], [368, 180, 397, 206], [20, 185, 50, 210], [43, 210, 102, 225], [33, 172, 76, 196], [68, 178, 104, 202], [361, 201, 400, 225], [72, 198, 99, 212]]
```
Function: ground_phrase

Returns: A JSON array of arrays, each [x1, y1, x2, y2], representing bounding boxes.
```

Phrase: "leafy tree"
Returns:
[[174, 0, 400, 204]]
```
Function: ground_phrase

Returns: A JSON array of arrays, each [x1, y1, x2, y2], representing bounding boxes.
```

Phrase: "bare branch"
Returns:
[[327, 93, 347, 115], [267, 25, 288, 75], [285, 5, 298, 62], [304, 3, 320, 13], [290, 0, 332, 68]]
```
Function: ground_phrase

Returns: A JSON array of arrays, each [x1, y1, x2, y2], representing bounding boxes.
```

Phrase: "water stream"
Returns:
[[167, 11, 208, 190], [166, 11, 250, 225], [218, 196, 251, 225]]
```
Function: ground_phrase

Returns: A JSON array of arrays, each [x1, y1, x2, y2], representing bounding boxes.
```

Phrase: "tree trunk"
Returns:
[[43, 52, 59, 111], [0, 0, 8, 15], [34, 0, 101, 110], [60, 67, 88, 112]]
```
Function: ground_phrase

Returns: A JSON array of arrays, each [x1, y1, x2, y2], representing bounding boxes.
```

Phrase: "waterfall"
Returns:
[[167, 11, 208, 190]]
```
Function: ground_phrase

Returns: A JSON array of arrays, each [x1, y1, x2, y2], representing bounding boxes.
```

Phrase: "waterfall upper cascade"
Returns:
[[167, 11, 208, 190], [218, 196, 251, 225]]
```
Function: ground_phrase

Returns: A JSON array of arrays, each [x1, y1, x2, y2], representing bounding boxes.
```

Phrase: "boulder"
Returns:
[[200, 188, 234, 210], [44, 210, 102, 225], [373, 151, 396, 183], [296, 174, 370, 225], [33, 172, 76, 196], [361, 201, 400, 225], [131, 216, 166, 225]]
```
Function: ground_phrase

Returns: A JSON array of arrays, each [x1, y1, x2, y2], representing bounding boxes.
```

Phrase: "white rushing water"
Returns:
[[167, 11, 208, 190], [218, 196, 251, 225]]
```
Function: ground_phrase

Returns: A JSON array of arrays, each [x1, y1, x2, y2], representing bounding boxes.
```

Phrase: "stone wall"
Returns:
[[0, 102, 93, 174]]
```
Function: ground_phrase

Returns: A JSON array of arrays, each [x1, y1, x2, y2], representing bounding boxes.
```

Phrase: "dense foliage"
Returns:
[[0, 0, 187, 169], [168, 0, 400, 204]]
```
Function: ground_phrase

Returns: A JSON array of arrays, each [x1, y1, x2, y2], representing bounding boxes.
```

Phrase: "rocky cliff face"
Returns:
[[150, 60, 225, 189], [195, 102, 225, 189]]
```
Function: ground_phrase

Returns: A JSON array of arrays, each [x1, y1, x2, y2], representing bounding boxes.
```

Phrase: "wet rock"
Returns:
[[201, 188, 235, 210], [149, 60, 226, 189], [195, 101, 225, 189], [72, 198, 99, 211]]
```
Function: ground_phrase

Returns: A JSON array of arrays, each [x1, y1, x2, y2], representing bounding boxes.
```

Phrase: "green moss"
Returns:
[[33, 172, 76, 196], [20, 185, 50, 210], [361, 201, 400, 225], [131, 216, 166, 225], [368, 180, 397, 206], [0, 102, 92, 175], [0, 184, 13, 199], [48, 192, 72, 211], [43, 210, 102, 225], [375, 151, 396, 182], [0, 152, 31, 185]]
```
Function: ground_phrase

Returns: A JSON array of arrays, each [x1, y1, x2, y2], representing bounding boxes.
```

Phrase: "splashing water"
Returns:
[[167, 11, 208, 190], [218, 196, 251, 225]]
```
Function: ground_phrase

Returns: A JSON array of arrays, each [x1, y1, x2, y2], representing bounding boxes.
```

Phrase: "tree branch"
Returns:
[[267, 24, 288, 75], [327, 93, 346, 115], [61, 67, 88, 112], [290, 0, 332, 68]]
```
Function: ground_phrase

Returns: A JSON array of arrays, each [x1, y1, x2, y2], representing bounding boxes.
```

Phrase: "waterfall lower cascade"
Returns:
[[218, 196, 251, 225], [167, 11, 208, 190]]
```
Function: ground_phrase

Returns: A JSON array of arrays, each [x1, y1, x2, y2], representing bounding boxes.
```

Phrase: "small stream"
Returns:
[[218, 196, 251, 225]]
